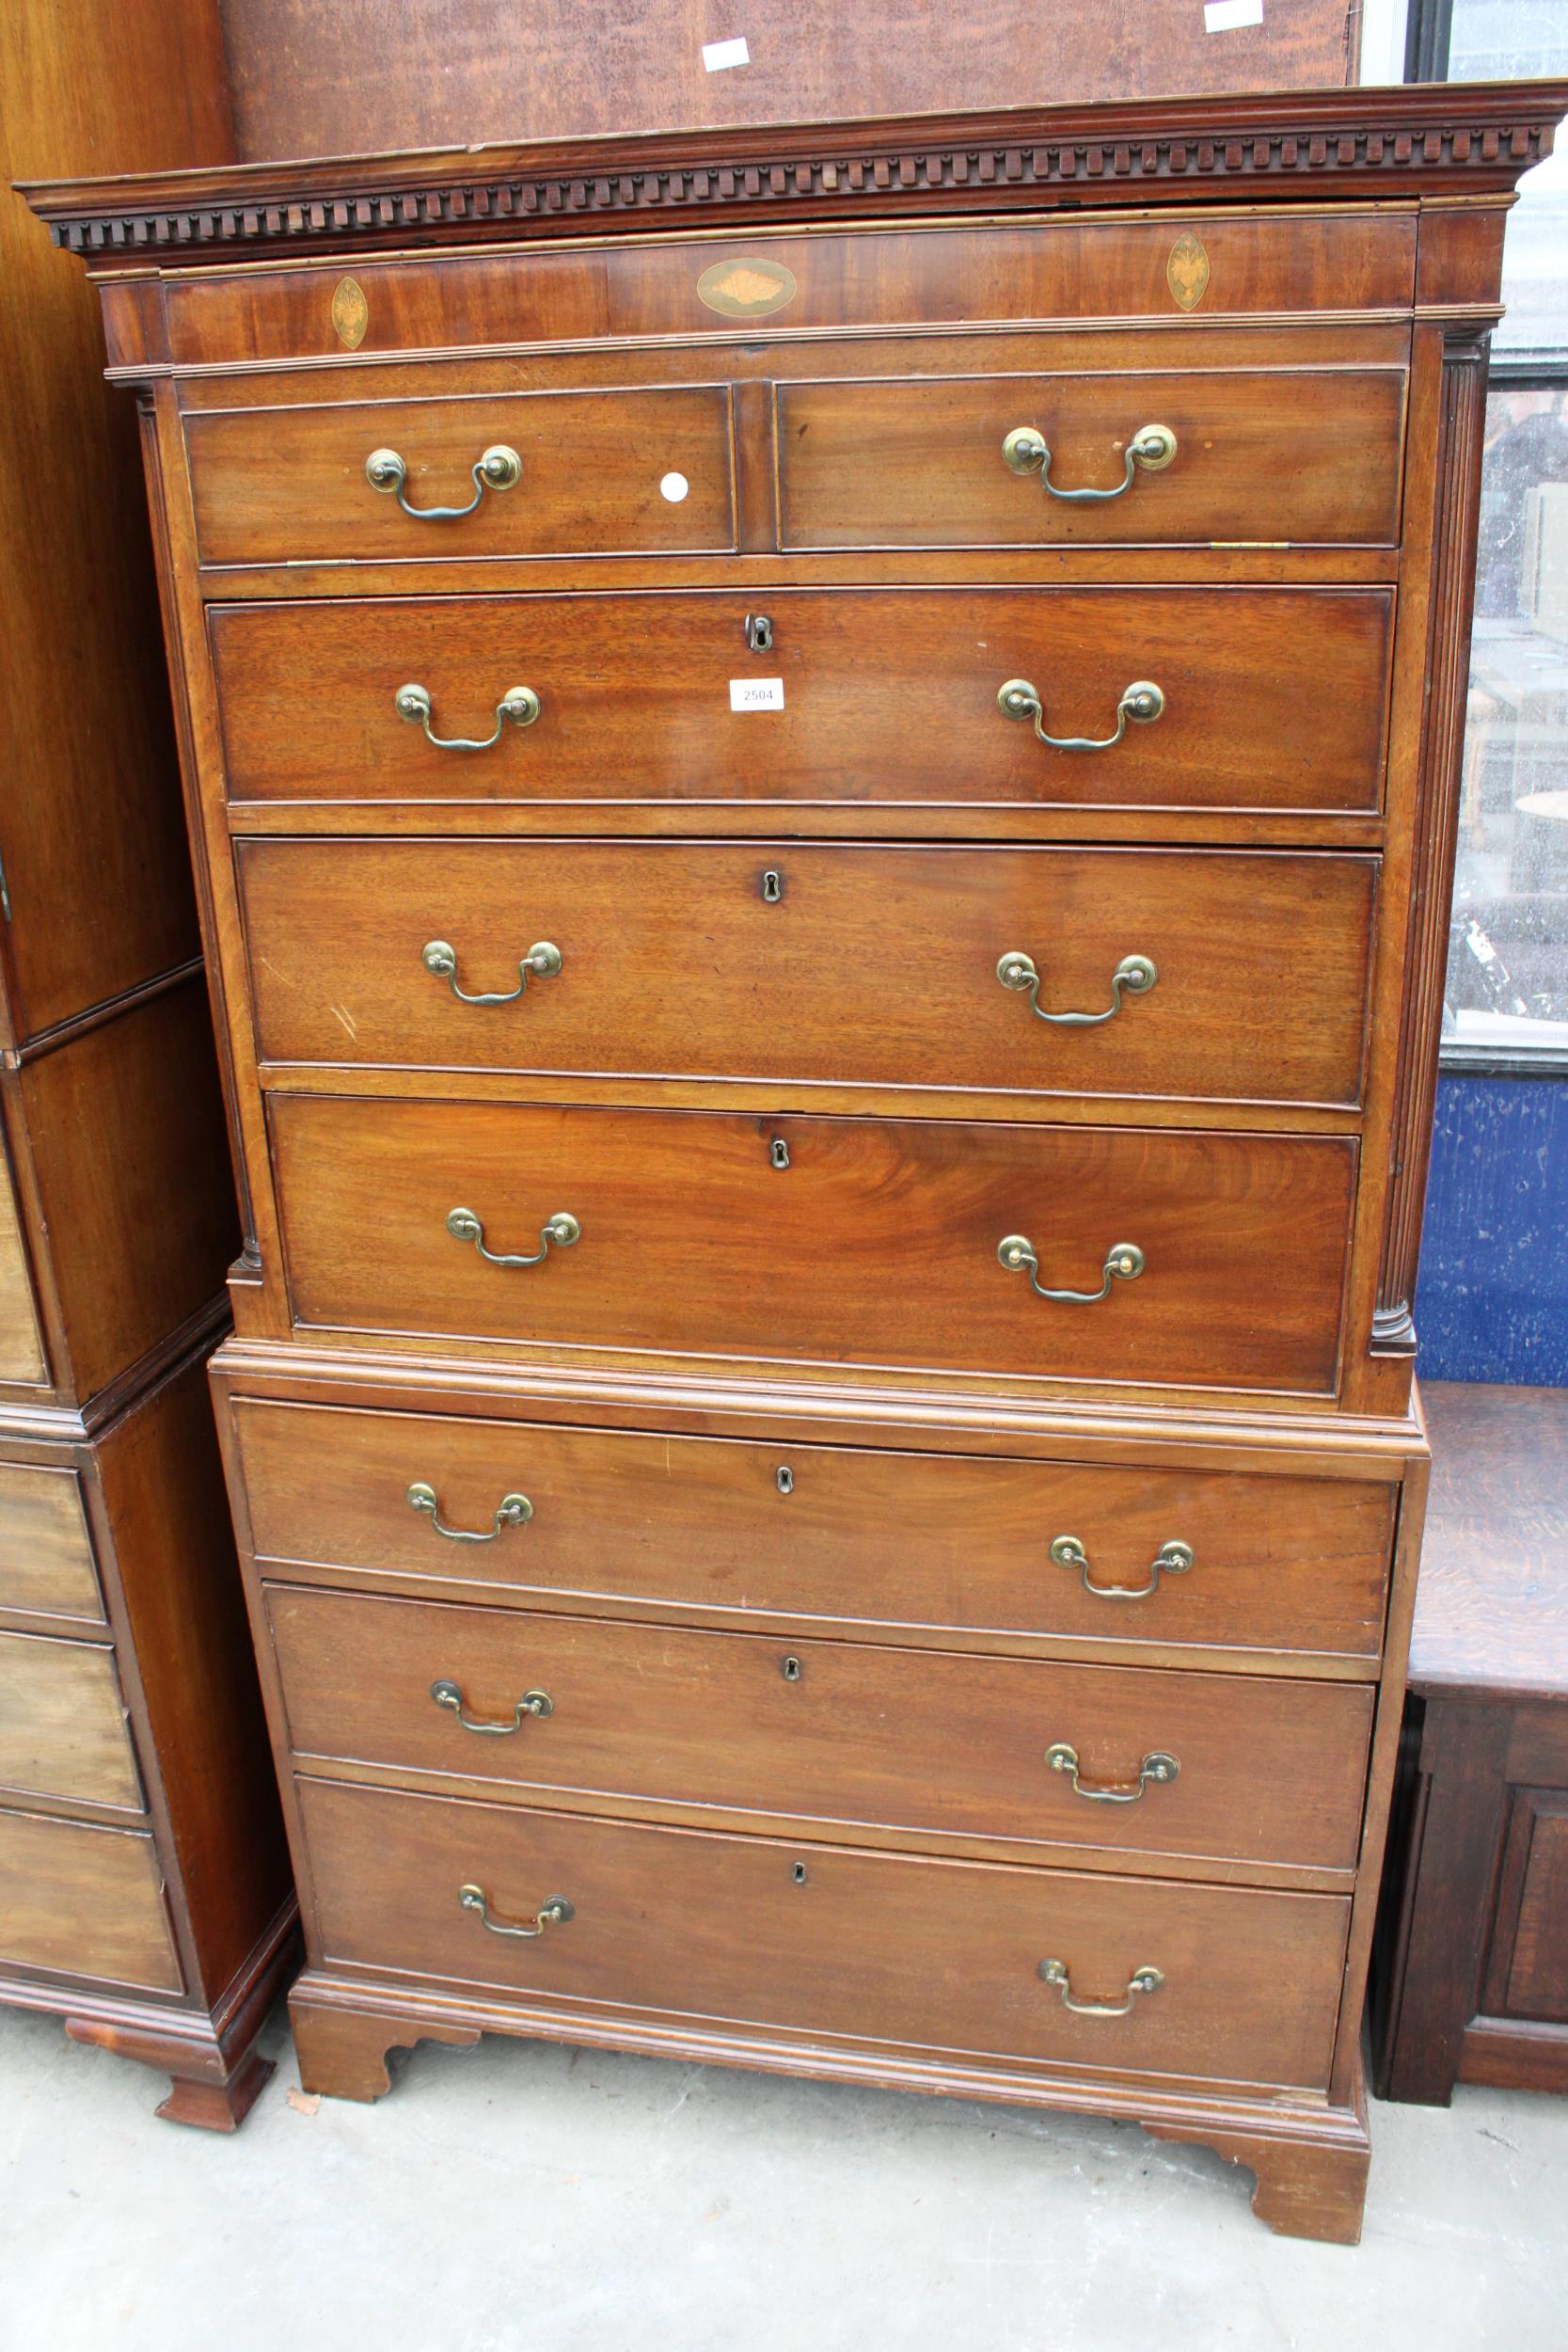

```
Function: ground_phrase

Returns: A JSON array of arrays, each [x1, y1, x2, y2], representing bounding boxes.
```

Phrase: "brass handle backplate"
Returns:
[[396, 682, 541, 750], [1050, 1534, 1195, 1600], [447, 1208, 580, 1268], [1003, 421, 1177, 502], [997, 950, 1158, 1027], [1045, 1740, 1180, 1804], [431, 1677, 553, 1733], [1037, 1958, 1164, 2017], [367, 441, 522, 519], [997, 675, 1165, 753], [458, 1884, 574, 1939], [422, 939, 562, 1005], [998, 1236, 1144, 1303]]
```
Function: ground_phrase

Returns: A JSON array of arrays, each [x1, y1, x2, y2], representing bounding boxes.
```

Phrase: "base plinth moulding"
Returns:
[[287, 1969, 1372, 2243]]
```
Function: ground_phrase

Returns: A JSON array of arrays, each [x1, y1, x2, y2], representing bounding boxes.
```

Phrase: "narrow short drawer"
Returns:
[[300, 1777, 1351, 2089], [776, 365, 1404, 548], [233, 1399, 1396, 1664], [185, 384, 736, 566], [269, 1095, 1357, 1395], [0, 1804, 181, 1992], [209, 586, 1393, 818], [0, 1630, 141, 1810], [240, 839, 1378, 1113], [267, 1584, 1374, 1871], [0, 1463, 103, 1622]]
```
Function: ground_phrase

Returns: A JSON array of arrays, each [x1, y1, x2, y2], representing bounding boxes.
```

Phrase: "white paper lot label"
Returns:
[[703, 36, 751, 70], [1204, 0, 1263, 27], [730, 677, 784, 711]]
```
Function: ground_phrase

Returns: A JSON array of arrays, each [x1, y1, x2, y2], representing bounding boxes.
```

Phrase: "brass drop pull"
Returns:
[[998, 1236, 1144, 1304], [366, 441, 522, 519], [996, 950, 1158, 1027], [406, 1482, 533, 1543], [997, 676, 1165, 753], [1037, 1958, 1164, 2017], [395, 682, 542, 751], [422, 939, 562, 1006], [1002, 421, 1177, 502], [447, 1207, 580, 1268], [1045, 1740, 1180, 1804], [1050, 1534, 1195, 1600], [458, 1884, 574, 1939], [431, 1677, 553, 1733]]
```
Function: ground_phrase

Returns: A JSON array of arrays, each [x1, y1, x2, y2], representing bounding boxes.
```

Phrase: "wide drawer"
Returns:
[[0, 1630, 141, 1810], [0, 1463, 102, 1622], [0, 1804, 181, 1992], [210, 588, 1393, 818], [185, 386, 736, 566], [269, 1096, 1356, 1393], [301, 1776, 1350, 2088], [776, 368, 1405, 548], [240, 840, 1377, 1113], [233, 1399, 1397, 1663], [0, 1153, 45, 1385], [267, 1585, 1373, 1871]]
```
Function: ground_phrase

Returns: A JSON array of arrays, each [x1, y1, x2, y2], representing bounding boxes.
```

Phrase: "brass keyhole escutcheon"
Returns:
[[770, 1138, 790, 1169], [745, 612, 773, 652], [792, 1862, 808, 1885], [783, 1655, 802, 1681], [761, 868, 784, 902], [776, 1465, 795, 1495]]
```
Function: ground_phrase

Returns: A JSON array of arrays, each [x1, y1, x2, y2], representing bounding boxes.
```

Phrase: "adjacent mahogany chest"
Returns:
[[0, 0, 295, 2127], [29, 78, 1568, 2233]]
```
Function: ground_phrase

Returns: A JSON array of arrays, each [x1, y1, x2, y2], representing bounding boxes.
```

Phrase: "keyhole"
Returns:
[[761, 868, 783, 903], [776, 1464, 794, 1494], [782, 1655, 802, 1681], [792, 1862, 808, 1885], [769, 1138, 790, 1169], [745, 613, 773, 653]]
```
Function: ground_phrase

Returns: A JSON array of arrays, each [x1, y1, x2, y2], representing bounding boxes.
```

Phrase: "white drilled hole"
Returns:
[[659, 470, 690, 503]]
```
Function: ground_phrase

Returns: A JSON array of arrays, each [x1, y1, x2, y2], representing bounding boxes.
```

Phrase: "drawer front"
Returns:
[[301, 1776, 1350, 2088], [270, 1096, 1356, 1394], [186, 387, 736, 566], [0, 1464, 102, 1622], [234, 1400, 1396, 1662], [777, 369, 1405, 549], [0, 1631, 141, 1809], [241, 841, 1377, 1113], [0, 1804, 181, 1992], [267, 1585, 1374, 1870], [0, 1154, 45, 1385], [210, 588, 1393, 818]]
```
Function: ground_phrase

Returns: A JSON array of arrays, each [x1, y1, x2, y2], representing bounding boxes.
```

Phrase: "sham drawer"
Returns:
[[0, 1804, 181, 1993], [0, 1629, 142, 1810]]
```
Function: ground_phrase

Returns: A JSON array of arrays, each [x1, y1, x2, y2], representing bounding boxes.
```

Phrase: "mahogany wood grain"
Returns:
[[0, 1463, 102, 1623], [777, 368, 1406, 550], [0, 0, 226, 1045], [0, 1805, 181, 1993], [266, 1583, 1373, 1872], [185, 386, 736, 567], [214, 0, 1361, 162], [231, 1397, 1396, 1666], [0, 1631, 142, 1812], [1498, 1795, 1568, 2022], [269, 1095, 1357, 1393], [239, 840, 1377, 1114], [211, 588, 1393, 818], [158, 213, 1416, 371], [1409, 1383, 1568, 1698], [0, 1156, 46, 1386], [10, 980, 239, 1405], [299, 1776, 1351, 2090]]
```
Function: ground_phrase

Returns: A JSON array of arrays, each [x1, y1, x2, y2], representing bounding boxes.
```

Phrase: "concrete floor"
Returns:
[[1, 1999, 1563, 2352]]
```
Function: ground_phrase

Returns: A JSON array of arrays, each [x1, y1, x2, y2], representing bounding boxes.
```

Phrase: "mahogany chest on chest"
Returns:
[[28, 77, 1568, 2236]]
